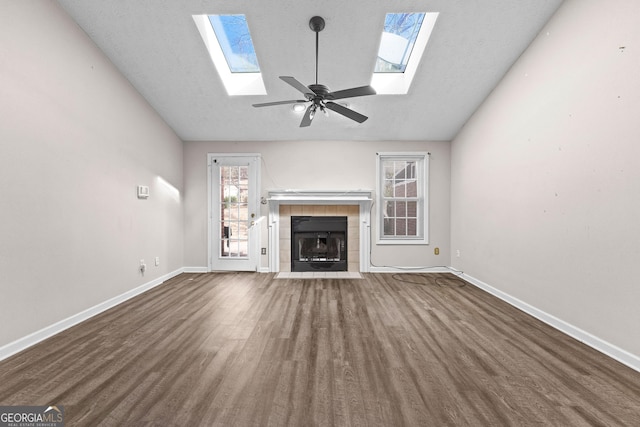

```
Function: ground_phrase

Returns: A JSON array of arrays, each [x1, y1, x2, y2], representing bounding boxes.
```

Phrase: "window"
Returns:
[[371, 12, 439, 94], [376, 153, 429, 244], [193, 14, 266, 95]]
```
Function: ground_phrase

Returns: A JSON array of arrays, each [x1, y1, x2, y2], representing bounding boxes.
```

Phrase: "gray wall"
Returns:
[[0, 1, 184, 347], [451, 0, 640, 357], [183, 140, 451, 270]]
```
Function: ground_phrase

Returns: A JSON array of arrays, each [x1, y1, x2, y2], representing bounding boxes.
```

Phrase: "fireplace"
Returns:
[[267, 190, 372, 273], [291, 216, 347, 271]]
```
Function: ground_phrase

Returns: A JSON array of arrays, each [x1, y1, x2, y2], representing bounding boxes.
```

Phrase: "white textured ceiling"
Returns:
[[57, 0, 563, 141]]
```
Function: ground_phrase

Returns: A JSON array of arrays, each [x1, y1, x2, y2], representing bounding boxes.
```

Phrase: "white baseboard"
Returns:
[[460, 272, 640, 373], [0, 268, 184, 362], [369, 266, 453, 273], [184, 266, 270, 273], [182, 266, 209, 273]]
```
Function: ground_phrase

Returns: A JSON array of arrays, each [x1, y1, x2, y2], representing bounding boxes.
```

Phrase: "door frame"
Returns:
[[207, 153, 261, 271]]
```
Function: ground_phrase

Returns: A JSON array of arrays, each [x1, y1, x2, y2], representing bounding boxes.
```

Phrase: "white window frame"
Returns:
[[376, 152, 429, 245], [370, 13, 439, 95], [193, 15, 266, 96]]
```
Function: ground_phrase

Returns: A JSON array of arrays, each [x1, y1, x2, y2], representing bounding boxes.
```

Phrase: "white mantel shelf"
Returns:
[[267, 190, 373, 273], [268, 190, 373, 204]]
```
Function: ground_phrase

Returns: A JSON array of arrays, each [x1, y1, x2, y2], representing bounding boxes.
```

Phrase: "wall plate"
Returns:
[[137, 185, 150, 199]]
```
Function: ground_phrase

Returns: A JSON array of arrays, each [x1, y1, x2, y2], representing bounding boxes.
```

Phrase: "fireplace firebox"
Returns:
[[291, 216, 347, 272]]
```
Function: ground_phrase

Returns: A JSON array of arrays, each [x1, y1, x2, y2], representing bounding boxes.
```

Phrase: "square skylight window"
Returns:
[[371, 12, 439, 95], [193, 14, 266, 95]]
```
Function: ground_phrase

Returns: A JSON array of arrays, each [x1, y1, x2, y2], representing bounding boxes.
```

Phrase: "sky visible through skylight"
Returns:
[[208, 15, 260, 73], [375, 13, 426, 73]]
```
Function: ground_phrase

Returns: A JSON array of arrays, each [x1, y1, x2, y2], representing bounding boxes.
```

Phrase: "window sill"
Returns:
[[376, 238, 429, 246]]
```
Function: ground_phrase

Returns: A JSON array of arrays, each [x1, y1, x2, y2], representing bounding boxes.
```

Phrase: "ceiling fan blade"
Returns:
[[325, 102, 368, 123], [252, 100, 307, 108], [280, 76, 314, 97], [327, 85, 377, 100], [300, 105, 315, 127]]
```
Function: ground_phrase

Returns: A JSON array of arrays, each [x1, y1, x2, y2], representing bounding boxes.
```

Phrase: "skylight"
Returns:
[[208, 15, 260, 73], [371, 12, 439, 95], [375, 13, 426, 73], [193, 14, 266, 95]]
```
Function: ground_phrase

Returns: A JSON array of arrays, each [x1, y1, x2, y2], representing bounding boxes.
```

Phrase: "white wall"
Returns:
[[451, 0, 640, 358], [183, 140, 450, 270], [0, 1, 184, 347]]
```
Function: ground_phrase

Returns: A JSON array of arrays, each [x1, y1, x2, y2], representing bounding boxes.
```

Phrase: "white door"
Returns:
[[209, 154, 260, 271]]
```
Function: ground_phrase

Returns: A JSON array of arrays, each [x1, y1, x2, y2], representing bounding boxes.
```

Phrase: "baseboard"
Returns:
[[369, 266, 453, 273], [460, 272, 640, 373], [185, 266, 270, 273], [183, 266, 209, 273], [0, 268, 184, 363]]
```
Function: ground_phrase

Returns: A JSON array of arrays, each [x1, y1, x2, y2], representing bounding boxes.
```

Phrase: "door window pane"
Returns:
[[219, 165, 250, 258]]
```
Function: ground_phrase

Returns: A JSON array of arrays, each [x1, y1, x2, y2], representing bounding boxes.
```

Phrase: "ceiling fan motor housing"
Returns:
[[308, 84, 330, 100]]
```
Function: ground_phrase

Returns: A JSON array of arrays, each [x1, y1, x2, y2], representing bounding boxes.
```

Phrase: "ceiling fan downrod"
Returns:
[[309, 16, 325, 85]]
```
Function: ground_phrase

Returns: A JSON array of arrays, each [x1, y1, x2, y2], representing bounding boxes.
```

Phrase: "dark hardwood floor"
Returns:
[[1, 273, 639, 426]]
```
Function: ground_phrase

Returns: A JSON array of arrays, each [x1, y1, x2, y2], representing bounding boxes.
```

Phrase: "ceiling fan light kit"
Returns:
[[253, 16, 377, 127]]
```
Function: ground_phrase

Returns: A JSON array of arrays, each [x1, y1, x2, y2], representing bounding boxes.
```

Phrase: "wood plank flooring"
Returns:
[[1, 272, 639, 426]]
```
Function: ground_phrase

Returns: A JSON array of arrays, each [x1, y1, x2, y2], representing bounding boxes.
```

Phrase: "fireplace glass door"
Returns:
[[291, 216, 347, 271]]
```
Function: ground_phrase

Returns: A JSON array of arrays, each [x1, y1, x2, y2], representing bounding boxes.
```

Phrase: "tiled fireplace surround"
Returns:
[[267, 191, 373, 273]]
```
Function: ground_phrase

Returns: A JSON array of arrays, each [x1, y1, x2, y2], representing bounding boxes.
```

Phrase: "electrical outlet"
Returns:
[[456, 250, 461, 258], [434, 247, 440, 255], [155, 257, 160, 266], [261, 248, 267, 255]]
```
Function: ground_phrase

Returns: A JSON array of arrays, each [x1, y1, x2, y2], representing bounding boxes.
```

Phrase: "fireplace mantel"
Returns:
[[268, 190, 373, 204], [267, 190, 373, 272]]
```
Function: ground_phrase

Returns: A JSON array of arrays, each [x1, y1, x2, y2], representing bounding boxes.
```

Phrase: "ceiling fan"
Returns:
[[252, 16, 377, 127]]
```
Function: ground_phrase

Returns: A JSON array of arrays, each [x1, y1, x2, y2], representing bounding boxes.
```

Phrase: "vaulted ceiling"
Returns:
[[57, 0, 563, 141]]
